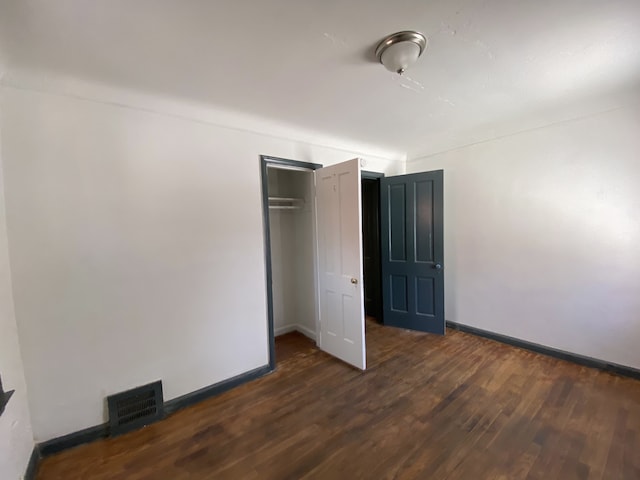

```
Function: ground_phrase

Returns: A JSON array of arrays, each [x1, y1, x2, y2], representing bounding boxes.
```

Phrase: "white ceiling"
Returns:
[[1, 0, 639, 157]]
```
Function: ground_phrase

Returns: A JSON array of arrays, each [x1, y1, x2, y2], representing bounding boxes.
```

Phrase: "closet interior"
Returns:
[[267, 166, 317, 341]]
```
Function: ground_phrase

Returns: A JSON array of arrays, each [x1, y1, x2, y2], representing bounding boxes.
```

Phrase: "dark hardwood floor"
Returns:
[[274, 330, 315, 364], [36, 320, 640, 479]]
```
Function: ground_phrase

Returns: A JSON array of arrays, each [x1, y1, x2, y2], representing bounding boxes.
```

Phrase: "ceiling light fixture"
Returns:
[[375, 31, 427, 75]]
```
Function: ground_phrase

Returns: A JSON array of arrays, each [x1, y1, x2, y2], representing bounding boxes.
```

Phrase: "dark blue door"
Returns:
[[381, 170, 444, 334]]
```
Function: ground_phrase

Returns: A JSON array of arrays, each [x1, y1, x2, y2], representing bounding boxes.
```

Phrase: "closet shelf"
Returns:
[[268, 196, 304, 210]]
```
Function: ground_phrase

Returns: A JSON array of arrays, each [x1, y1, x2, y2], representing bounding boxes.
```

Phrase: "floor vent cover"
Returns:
[[107, 380, 164, 436]]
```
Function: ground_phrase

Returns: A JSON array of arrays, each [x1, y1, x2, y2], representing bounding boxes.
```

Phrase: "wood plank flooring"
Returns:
[[36, 320, 640, 479]]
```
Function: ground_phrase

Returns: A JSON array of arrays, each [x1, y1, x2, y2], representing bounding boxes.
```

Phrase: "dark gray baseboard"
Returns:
[[24, 446, 41, 480], [446, 321, 640, 381], [35, 364, 272, 459], [164, 364, 271, 414], [39, 423, 108, 456]]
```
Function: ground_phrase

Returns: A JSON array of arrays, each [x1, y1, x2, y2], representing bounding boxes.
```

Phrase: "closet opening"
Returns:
[[361, 171, 384, 323], [261, 156, 322, 370]]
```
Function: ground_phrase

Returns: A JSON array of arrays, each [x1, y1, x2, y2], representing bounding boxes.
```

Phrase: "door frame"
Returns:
[[361, 171, 384, 322], [260, 155, 322, 370], [362, 171, 385, 180]]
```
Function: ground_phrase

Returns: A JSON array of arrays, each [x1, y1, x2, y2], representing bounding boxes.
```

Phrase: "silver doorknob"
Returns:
[[351, 278, 358, 284], [434, 263, 443, 270]]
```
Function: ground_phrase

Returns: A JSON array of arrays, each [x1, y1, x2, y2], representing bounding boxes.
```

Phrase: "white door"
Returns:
[[315, 158, 366, 370]]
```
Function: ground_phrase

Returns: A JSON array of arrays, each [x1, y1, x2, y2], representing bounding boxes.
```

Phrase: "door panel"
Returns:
[[390, 275, 408, 312], [315, 159, 366, 369], [415, 180, 435, 262], [381, 170, 444, 334], [389, 184, 407, 261]]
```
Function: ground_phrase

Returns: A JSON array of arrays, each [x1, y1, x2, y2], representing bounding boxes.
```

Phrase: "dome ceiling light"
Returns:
[[375, 30, 427, 75]]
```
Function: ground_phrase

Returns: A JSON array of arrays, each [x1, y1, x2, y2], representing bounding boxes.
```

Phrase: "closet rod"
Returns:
[[269, 205, 301, 210], [266, 164, 314, 173], [268, 196, 303, 202]]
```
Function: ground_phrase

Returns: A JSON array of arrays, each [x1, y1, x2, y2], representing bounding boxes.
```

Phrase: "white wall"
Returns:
[[292, 172, 318, 339], [407, 104, 640, 369], [0, 92, 34, 479], [1, 86, 402, 442]]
